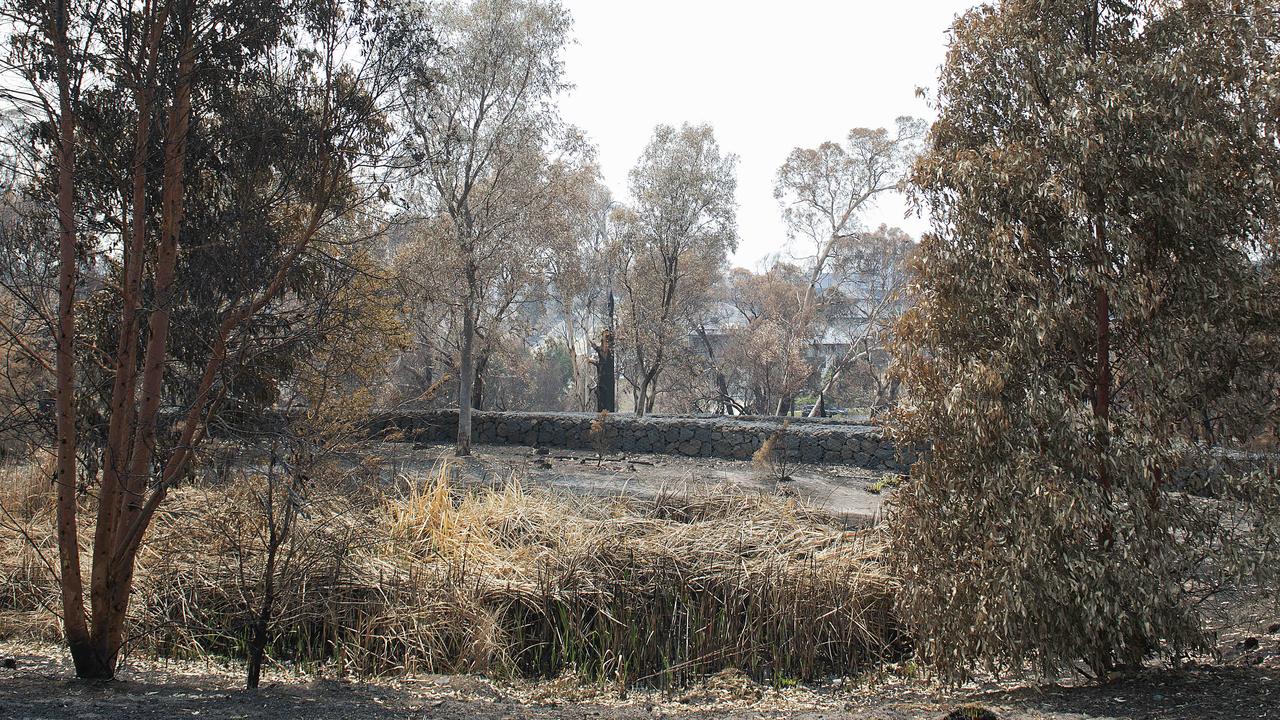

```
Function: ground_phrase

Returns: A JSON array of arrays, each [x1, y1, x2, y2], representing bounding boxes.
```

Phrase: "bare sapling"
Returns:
[[589, 410, 610, 466]]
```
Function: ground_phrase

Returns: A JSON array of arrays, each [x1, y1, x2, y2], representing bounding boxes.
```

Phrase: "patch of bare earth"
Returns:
[[367, 442, 888, 522], [3, 636, 1278, 720]]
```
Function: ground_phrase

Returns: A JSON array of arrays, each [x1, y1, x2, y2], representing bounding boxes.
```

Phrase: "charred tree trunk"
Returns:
[[694, 325, 733, 415], [245, 572, 274, 689], [246, 450, 284, 690], [595, 329, 615, 413], [595, 293, 616, 412], [715, 372, 731, 415]]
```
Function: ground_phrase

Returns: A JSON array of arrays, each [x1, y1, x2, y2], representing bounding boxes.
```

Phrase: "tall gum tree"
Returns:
[[1, 0, 420, 678], [616, 123, 737, 415], [773, 118, 923, 415], [540, 158, 614, 411], [402, 0, 571, 454], [888, 0, 1280, 680], [722, 263, 811, 415]]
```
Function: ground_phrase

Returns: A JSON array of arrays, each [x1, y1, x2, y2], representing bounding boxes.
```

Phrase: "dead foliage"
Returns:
[[0, 461, 898, 687]]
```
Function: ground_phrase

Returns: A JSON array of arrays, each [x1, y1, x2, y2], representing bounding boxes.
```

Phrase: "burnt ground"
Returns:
[[2, 634, 1278, 720], [4, 586, 1278, 720], [364, 441, 889, 522]]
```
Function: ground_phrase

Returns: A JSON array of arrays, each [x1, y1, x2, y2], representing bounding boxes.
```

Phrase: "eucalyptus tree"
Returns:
[[539, 157, 615, 411], [722, 263, 810, 415], [616, 123, 737, 415], [888, 0, 1280, 680], [0, 0, 424, 678], [809, 225, 915, 415], [402, 0, 571, 454], [773, 118, 923, 414]]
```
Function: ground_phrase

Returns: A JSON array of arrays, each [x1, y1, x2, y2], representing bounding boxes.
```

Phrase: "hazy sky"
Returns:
[[557, 0, 977, 268]]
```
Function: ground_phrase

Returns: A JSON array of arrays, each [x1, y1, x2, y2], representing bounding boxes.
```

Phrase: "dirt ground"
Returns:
[[4, 588, 1278, 720], [2, 635, 1279, 720], [366, 441, 888, 522]]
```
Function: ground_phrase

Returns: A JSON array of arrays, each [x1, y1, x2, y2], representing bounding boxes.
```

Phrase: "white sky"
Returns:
[[557, 0, 978, 269]]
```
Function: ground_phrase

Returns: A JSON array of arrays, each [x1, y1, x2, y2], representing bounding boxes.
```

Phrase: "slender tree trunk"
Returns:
[[807, 390, 826, 418], [807, 368, 844, 418], [1094, 283, 1111, 489], [561, 297, 585, 410], [565, 343, 581, 408], [1092, 204, 1111, 491], [245, 558, 275, 690], [1086, 0, 1111, 494], [51, 0, 98, 678], [248, 451, 287, 690], [93, 2, 168, 627], [471, 352, 487, 411], [811, 393, 825, 418], [634, 376, 649, 417], [457, 266, 476, 455], [86, 28, 197, 674]]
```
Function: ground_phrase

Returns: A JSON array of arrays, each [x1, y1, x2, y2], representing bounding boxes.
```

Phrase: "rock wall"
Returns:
[[369, 411, 910, 473]]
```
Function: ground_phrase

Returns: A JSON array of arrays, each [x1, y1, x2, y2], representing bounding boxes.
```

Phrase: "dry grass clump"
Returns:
[[0, 460, 50, 520], [0, 461, 898, 687], [752, 421, 793, 482], [0, 461, 58, 639]]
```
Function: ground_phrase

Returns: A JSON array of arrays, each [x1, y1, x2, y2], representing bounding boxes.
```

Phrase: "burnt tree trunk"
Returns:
[[246, 450, 283, 690], [596, 293, 616, 412], [595, 329, 615, 413]]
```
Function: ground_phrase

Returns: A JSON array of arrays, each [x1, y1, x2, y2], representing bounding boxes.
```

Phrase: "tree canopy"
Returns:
[[888, 0, 1280, 680]]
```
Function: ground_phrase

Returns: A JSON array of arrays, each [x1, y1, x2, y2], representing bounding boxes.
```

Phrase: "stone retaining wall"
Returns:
[[369, 411, 910, 473]]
